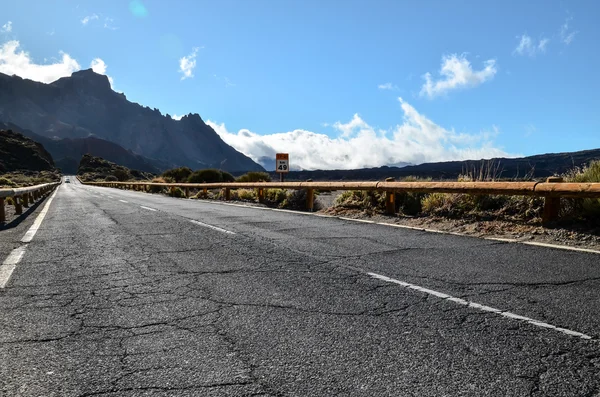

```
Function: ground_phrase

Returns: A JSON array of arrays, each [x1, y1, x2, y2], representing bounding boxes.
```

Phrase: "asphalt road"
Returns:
[[1, 177, 599, 396]]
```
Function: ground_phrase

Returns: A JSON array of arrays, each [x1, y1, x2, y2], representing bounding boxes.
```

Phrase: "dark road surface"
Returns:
[[1, 178, 599, 396]]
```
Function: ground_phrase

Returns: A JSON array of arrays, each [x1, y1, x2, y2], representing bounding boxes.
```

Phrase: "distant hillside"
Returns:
[[275, 148, 600, 181], [0, 129, 55, 172], [77, 154, 154, 182], [0, 69, 264, 173], [0, 122, 165, 174]]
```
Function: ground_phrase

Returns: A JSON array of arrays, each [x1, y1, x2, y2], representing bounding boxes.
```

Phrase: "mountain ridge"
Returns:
[[273, 147, 600, 181], [0, 69, 264, 173]]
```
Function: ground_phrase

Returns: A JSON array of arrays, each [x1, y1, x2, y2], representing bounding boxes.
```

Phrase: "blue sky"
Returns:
[[1, 0, 599, 170]]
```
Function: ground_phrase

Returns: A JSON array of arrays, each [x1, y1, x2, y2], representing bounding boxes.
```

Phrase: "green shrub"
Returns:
[[421, 193, 446, 214], [162, 167, 192, 183], [105, 175, 118, 182], [237, 189, 256, 201], [221, 171, 235, 182], [236, 172, 272, 182], [6, 197, 14, 205], [112, 167, 131, 182], [334, 190, 384, 213], [421, 193, 543, 221], [279, 189, 321, 211], [264, 188, 288, 205], [169, 187, 185, 198], [149, 177, 167, 193], [563, 160, 600, 220], [0, 177, 15, 187], [395, 192, 425, 215], [188, 169, 234, 183]]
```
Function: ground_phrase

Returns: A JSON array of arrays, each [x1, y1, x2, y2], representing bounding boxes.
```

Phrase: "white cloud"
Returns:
[[378, 82, 397, 90], [90, 58, 114, 87], [171, 114, 184, 120], [0, 40, 80, 83], [1, 21, 12, 33], [81, 14, 99, 25], [103, 18, 118, 30], [207, 97, 511, 171], [420, 54, 497, 98], [179, 47, 199, 80], [514, 34, 550, 56], [560, 16, 578, 45]]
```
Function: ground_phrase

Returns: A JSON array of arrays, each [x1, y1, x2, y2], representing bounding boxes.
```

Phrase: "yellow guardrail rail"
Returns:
[[0, 182, 61, 223], [81, 177, 600, 223]]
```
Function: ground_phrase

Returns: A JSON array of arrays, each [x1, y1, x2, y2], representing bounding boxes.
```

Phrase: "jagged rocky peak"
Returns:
[[52, 68, 112, 93]]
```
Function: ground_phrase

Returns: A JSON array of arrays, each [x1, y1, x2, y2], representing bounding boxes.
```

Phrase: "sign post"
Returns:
[[275, 153, 289, 182]]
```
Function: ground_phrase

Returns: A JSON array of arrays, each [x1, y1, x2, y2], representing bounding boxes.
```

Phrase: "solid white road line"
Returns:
[[21, 187, 59, 243], [190, 220, 236, 235], [0, 246, 26, 288], [190, 200, 600, 255], [367, 272, 593, 341], [140, 206, 157, 212], [119, 200, 129, 203]]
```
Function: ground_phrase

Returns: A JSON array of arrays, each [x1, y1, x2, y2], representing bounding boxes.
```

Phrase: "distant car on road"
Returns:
[[65, 179, 70, 183]]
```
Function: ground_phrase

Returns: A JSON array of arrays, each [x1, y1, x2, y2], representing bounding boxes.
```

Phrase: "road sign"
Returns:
[[275, 153, 289, 173]]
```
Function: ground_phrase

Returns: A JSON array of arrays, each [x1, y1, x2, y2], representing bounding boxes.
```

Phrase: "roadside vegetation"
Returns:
[[0, 171, 60, 188], [330, 161, 600, 225], [84, 160, 600, 221]]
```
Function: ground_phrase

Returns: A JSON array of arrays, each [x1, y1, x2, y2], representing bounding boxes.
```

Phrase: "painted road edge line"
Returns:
[[140, 206, 157, 212], [0, 246, 27, 288], [21, 187, 59, 243], [190, 220, 236, 235], [367, 272, 594, 341], [0, 248, 25, 288]]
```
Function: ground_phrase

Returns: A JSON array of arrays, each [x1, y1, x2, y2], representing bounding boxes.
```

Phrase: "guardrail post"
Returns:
[[0, 198, 5, 223], [203, 188, 208, 198], [542, 177, 563, 224], [306, 188, 314, 212], [185, 187, 190, 198], [258, 188, 265, 203], [384, 177, 396, 215], [14, 196, 23, 215], [22, 193, 29, 208], [225, 188, 231, 201]]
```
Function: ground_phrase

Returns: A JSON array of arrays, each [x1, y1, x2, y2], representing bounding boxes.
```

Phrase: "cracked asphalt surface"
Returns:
[[1, 178, 599, 396]]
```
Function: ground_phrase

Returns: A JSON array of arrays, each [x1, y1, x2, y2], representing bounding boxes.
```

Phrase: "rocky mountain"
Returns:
[[0, 69, 264, 173], [0, 121, 164, 174], [276, 148, 600, 181], [0, 129, 55, 172]]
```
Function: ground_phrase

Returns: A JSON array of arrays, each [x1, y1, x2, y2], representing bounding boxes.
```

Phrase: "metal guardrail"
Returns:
[[0, 182, 61, 223], [81, 177, 600, 223]]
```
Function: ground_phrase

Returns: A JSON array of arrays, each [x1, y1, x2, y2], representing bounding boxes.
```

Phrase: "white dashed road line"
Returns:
[[140, 206, 157, 212], [367, 272, 594, 341], [119, 200, 129, 203], [190, 220, 236, 235]]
